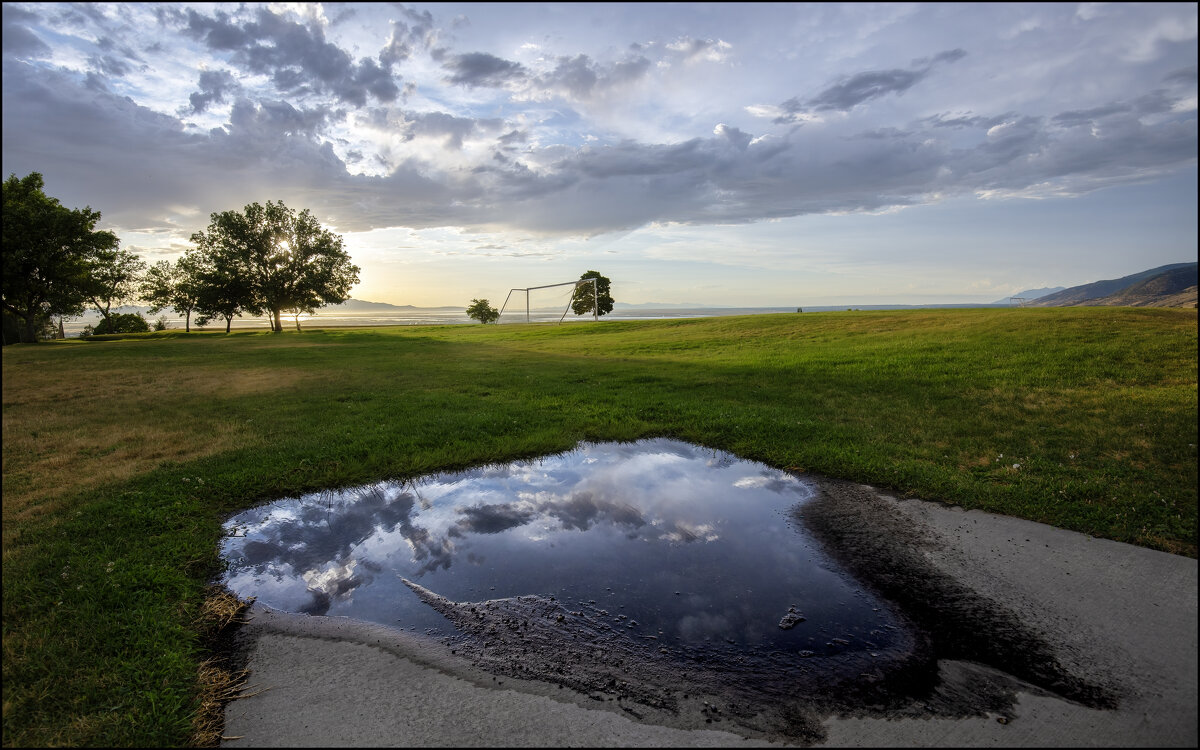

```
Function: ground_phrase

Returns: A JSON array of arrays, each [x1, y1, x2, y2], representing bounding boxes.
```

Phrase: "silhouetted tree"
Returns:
[[570, 270, 614, 317], [2, 172, 118, 342]]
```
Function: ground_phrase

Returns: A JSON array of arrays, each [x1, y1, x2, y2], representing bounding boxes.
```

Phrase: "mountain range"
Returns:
[[991, 286, 1065, 304], [1024, 262, 1197, 308]]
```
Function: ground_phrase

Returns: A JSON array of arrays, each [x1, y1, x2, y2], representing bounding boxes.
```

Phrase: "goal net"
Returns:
[[497, 279, 599, 324]]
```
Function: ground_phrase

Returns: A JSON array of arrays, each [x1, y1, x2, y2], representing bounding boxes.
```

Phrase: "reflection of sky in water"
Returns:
[[221, 439, 904, 653]]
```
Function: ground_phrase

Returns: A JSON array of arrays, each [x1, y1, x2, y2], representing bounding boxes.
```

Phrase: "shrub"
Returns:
[[91, 312, 151, 335]]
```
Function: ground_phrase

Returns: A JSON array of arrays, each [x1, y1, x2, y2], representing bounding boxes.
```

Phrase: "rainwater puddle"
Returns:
[[221, 439, 917, 712]]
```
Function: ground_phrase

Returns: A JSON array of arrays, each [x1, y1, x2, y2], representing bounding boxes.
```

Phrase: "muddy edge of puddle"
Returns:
[[795, 476, 1122, 718]]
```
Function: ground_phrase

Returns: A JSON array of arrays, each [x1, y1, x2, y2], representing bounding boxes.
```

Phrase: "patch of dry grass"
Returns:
[[1, 363, 307, 548], [190, 587, 260, 747]]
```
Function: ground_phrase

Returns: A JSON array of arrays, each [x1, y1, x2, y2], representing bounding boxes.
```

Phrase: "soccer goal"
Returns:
[[497, 278, 599, 323]]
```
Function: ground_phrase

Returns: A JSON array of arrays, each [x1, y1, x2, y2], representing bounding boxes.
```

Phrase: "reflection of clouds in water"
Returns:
[[733, 471, 811, 496], [536, 491, 646, 532], [301, 559, 361, 616], [223, 482, 447, 603], [224, 439, 816, 615], [452, 501, 539, 534], [661, 520, 719, 543]]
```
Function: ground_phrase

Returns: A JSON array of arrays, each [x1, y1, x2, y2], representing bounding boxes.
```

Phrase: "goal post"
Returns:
[[497, 278, 599, 323]]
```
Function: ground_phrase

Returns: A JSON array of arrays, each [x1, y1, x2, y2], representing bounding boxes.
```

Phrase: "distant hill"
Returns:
[[992, 286, 1065, 305], [323, 299, 463, 312], [1027, 263, 1197, 308], [326, 299, 414, 311], [613, 301, 714, 309]]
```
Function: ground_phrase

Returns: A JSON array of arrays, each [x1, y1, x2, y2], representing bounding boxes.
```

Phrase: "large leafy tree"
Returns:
[[141, 253, 204, 332], [570, 270, 615, 317], [191, 200, 359, 333], [1, 172, 118, 342]]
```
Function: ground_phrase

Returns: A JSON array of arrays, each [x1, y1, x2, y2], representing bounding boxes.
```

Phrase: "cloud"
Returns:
[[180, 6, 401, 106], [529, 53, 652, 101], [187, 69, 238, 114], [776, 49, 967, 123], [2, 5, 51, 59], [665, 37, 732, 64], [401, 110, 506, 150], [380, 7, 438, 67], [441, 51, 527, 88], [2, 6, 1195, 247]]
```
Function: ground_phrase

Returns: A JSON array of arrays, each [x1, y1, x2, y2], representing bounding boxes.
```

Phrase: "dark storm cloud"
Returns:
[[181, 6, 401, 106], [776, 49, 968, 123], [2, 5, 51, 59], [187, 69, 238, 114], [441, 52, 527, 88]]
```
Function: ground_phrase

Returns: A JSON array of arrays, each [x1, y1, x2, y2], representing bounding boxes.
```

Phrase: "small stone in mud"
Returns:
[[798, 650, 814, 657], [778, 606, 806, 629]]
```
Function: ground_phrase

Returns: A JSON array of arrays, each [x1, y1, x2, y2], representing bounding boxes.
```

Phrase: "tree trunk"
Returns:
[[57, 317, 65, 339], [272, 308, 282, 333], [23, 314, 37, 343], [185, 309, 191, 333], [225, 315, 232, 334]]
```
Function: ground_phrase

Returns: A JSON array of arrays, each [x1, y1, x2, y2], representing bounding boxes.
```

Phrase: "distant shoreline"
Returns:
[[58, 303, 1026, 336]]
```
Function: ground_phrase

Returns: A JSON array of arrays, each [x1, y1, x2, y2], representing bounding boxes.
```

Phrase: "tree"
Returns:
[[84, 247, 146, 331], [190, 200, 360, 333], [141, 253, 203, 332], [191, 247, 257, 334], [570, 270, 614, 317], [466, 298, 499, 323], [2, 172, 118, 342]]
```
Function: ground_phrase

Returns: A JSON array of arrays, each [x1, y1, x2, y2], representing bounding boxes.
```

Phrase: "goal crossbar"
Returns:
[[498, 278, 598, 323]]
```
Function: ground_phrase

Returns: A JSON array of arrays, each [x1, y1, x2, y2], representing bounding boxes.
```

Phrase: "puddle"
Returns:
[[221, 439, 930, 737]]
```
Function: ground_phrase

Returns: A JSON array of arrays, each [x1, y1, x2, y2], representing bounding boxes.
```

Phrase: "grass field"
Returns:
[[3, 306, 1196, 746]]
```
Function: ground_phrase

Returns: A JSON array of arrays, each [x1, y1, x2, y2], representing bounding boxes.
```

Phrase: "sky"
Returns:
[[2, 2, 1196, 308]]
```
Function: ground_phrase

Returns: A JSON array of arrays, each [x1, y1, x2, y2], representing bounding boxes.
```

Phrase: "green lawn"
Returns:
[[3, 306, 1196, 746]]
